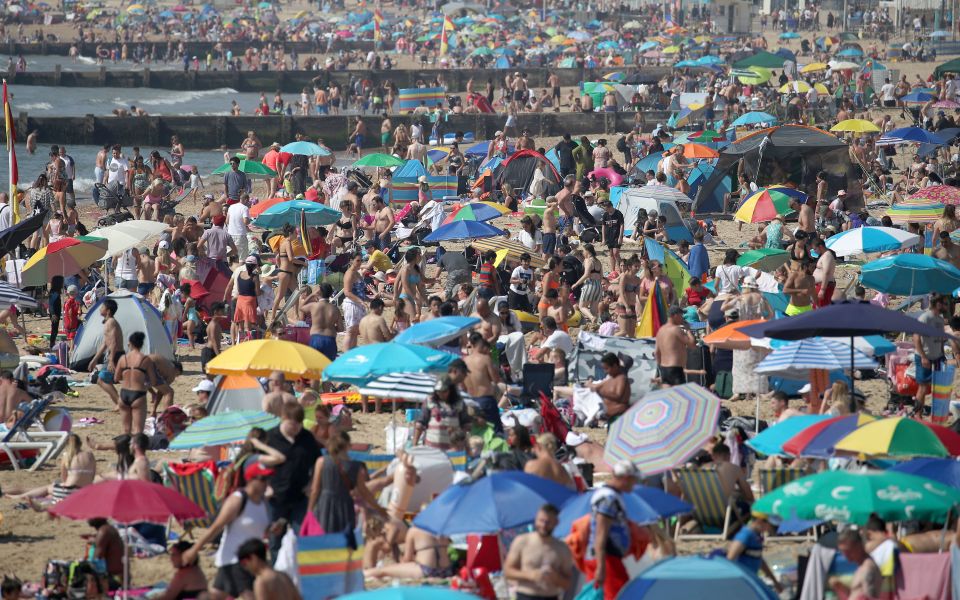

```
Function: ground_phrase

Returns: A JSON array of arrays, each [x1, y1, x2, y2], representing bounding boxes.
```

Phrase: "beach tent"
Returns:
[[206, 375, 265, 414], [935, 57, 960, 78], [693, 125, 859, 214], [612, 186, 693, 242], [570, 332, 658, 401], [495, 149, 562, 198], [393, 159, 427, 179], [70, 290, 174, 371]]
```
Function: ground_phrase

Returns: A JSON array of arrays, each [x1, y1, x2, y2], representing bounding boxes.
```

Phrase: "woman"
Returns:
[[48, 275, 63, 349], [447, 143, 465, 176], [721, 276, 772, 320], [143, 178, 166, 221], [96, 433, 151, 481], [269, 224, 306, 326], [4, 433, 96, 503], [516, 216, 542, 253], [394, 247, 428, 324], [617, 256, 642, 337], [129, 155, 153, 218], [342, 253, 368, 350], [234, 256, 261, 344], [45, 211, 65, 244], [573, 136, 594, 181], [155, 241, 176, 279], [763, 214, 791, 250], [417, 176, 432, 204], [638, 260, 676, 307], [115, 332, 156, 436], [150, 151, 175, 184], [329, 199, 358, 253], [392, 124, 410, 157], [537, 257, 563, 315], [29, 173, 54, 247], [572, 243, 604, 322], [934, 205, 960, 247], [170, 135, 185, 165], [156, 541, 207, 600], [364, 526, 454, 580], [821, 380, 853, 415]]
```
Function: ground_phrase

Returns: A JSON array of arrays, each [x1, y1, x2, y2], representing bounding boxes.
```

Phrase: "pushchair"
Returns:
[[92, 183, 134, 227], [572, 195, 600, 243]]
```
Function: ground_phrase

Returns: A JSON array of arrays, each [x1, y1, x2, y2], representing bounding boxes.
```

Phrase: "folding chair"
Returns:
[[164, 461, 220, 533], [0, 397, 67, 472], [757, 467, 808, 495], [519, 363, 554, 406], [673, 468, 740, 541]]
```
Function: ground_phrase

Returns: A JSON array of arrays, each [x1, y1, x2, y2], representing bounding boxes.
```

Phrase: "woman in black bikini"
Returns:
[[115, 331, 156, 436], [270, 223, 306, 326], [329, 199, 358, 253], [156, 541, 208, 600]]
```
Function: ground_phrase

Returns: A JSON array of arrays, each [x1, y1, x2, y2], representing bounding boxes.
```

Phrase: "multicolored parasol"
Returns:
[[833, 416, 949, 458], [734, 188, 800, 224], [886, 198, 944, 223], [781, 413, 876, 458], [21, 236, 109, 287], [907, 184, 960, 205]]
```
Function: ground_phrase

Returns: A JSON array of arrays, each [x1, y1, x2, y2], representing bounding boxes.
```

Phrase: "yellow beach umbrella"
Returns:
[[736, 66, 771, 85], [830, 119, 880, 133], [800, 62, 828, 73], [814, 83, 830, 94], [662, 45, 681, 54], [780, 81, 811, 93], [205, 339, 332, 379]]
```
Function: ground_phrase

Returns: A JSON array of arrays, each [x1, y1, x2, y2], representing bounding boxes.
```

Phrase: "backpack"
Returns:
[[616, 136, 628, 153], [214, 453, 251, 504]]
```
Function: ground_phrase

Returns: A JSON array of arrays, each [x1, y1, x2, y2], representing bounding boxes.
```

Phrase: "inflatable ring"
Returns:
[[589, 167, 623, 187], [97, 48, 109, 58]]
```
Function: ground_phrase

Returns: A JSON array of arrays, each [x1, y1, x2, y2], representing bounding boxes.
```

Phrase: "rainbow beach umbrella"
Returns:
[[734, 187, 800, 224], [781, 413, 875, 458], [442, 201, 510, 224], [21, 236, 109, 287], [886, 198, 944, 223], [604, 383, 721, 475], [833, 416, 949, 458]]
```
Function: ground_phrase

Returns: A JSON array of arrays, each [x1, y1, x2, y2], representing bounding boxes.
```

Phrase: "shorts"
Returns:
[[316, 104, 328, 115], [354, 134, 364, 149], [115, 277, 137, 291], [381, 132, 390, 146], [66, 328, 78, 341], [815, 281, 835, 307], [660, 366, 687, 386], [606, 240, 622, 250], [309, 334, 338, 361], [213, 563, 254, 598], [374, 231, 391, 250], [137, 282, 156, 297], [343, 298, 367, 328], [513, 89, 525, 102], [883, 99, 896, 107], [200, 347, 217, 373], [98, 367, 115, 385], [542, 232, 557, 256], [331, 97, 340, 108], [581, 278, 603, 304], [508, 290, 532, 312], [914, 355, 944, 385], [785, 303, 813, 316]]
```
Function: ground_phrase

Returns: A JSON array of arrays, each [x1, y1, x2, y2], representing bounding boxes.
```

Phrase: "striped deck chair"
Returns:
[[298, 529, 365, 597], [673, 468, 740, 541], [446, 450, 467, 472], [0, 397, 66, 472], [164, 461, 219, 531], [347, 451, 395, 475], [758, 467, 808, 495]]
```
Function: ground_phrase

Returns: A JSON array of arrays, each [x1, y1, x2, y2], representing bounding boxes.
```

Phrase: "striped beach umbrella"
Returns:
[[734, 188, 800, 223], [825, 226, 921, 256], [21, 236, 110, 287], [736, 248, 789, 271], [886, 198, 944, 223], [907, 184, 960, 205], [755, 338, 877, 378], [0, 281, 37, 309], [833, 416, 949, 458], [442, 201, 510, 224], [782, 413, 876, 458], [357, 372, 438, 402], [603, 383, 722, 475], [169, 410, 280, 449], [746, 414, 832, 456]]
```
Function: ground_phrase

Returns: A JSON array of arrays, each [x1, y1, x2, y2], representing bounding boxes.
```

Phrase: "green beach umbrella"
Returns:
[[352, 153, 406, 168], [737, 248, 790, 272], [690, 129, 723, 142], [211, 160, 277, 180], [169, 410, 280, 449], [753, 470, 960, 525]]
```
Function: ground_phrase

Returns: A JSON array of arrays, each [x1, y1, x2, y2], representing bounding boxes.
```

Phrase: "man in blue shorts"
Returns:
[[303, 283, 342, 362]]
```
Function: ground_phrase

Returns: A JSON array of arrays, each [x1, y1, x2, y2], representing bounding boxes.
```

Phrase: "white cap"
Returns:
[[158, 240, 169, 249], [742, 275, 759, 289], [192, 379, 215, 393], [495, 130, 503, 136], [612, 460, 641, 479]]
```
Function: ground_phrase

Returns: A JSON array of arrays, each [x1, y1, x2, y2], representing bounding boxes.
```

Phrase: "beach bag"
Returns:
[[299, 510, 325, 537], [213, 453, 251, 504]]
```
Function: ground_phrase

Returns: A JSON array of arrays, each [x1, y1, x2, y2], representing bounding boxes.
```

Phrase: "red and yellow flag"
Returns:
[[373, 10, 383, 42], [3, 80, 18, 224], [440, 16, 454, 55]]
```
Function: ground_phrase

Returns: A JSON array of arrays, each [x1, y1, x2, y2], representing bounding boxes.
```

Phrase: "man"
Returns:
[[880, 77, 896, 107], [226, 194, 251, 258], [359, 297, 393, 346], [477, 251, 501, 300], [59, 145, 76, 207], [654, 307, 696, 386], [524, 433, 574, 489], [362, 240, 393, 273], [266, 402, 321, 561], [709, 442, 754, 515], [302, 283, 342, 362], [198, 214, 237, 266], [202, 302, 225, 374], [136, 245, 157, 297], [790, 196, 815, 235], [437, 248, 472, 300], [534, 315, 572, 362], [588, 353, 629, 424], [586, 461, 641, 600], [88, 298, 123, 408], [546, 291, 571, 338], [413, 374, 471, 450], [783, 259, 817, 316], [509, 253, 535, 311], [261, 142, 283, 196], [367, 195, 395, 250], [88, 518, 124, 585], [770, 391, 805, 422], [687, 230, 710, 282], [263, 371, 297, 417], [463, 332, 503, 434], [237, 538, 303, 600], [600, 200, 624, 274], [105, 145, 128, 197], [350, 117, 366, 154], [830, 529, 882, 600], [914, 294, 948, 414], [0, 193, 11, 232], [554, 133, 576, 177], [147, 354, 183, 416], [223, 157, 248, 203], [0, 370, 29, 425], [727, 514, 784, 594], [934, 231, 960, 269], [556, 175, 576, 235], [811, 238, 836, 307], [504, 503, 575, 600], [471, 298, 502, 345], [542, 196, 559, 258]]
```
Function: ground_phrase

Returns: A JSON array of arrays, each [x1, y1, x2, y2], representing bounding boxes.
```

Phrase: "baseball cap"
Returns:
[[158, 240, 169, 250], [245, 462, 276, 480], [192, 379, 215, 393], [612, 460, 641, 479], [213, 215, 226, 226]]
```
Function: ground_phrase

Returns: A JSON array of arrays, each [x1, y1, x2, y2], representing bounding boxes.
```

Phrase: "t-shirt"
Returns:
[[439, 251, 471, 274], [107, 156, 129, 186], [880, 83, 896, 101], [0, 202, 12, 231], [226, 202, 250, 237], [266, 426, 322, 512], [367, 250, 392, 273], [200, 227, 232, 261], [223, 169, 248, 201], [588, 486, 630, 559], [732, 526, 764, 574], [510, 265, 534, 294], [542, 329, 573, 354], [917, 309, 946, 360], [601, 209, 624, 242], [517, 229, 542, 250]]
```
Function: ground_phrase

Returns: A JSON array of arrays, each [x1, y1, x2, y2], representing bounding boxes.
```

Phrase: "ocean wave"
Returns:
[[75, 56, 97, 65], [17, 102, 53, 111], [72, 177, 97, 193], [135, 88, 241, 107]]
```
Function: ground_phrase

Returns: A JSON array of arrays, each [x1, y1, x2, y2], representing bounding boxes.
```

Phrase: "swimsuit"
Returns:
[[119, 355, 150, 407], [785, 303, 813, 316], [309, 334, 338, 361], [98, 350, 125, 385]]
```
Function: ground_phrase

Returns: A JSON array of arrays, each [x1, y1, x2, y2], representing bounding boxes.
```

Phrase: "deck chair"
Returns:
[[673, 468, 740, 541], [446, 450, 467, 472], [757, 467, 807, 495], [164, 461, 219, 533], [0, 397, 68, 471], [348, 451, 396, 476]]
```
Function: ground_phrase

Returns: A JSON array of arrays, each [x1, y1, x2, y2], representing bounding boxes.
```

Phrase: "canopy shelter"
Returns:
[[693, 125, 860, 214], [935, 57, 960, 78], [495, 149, 562, 198]]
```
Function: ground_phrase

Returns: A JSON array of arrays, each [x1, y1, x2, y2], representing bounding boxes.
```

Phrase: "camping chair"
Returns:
[[163, 461, 219, 533], [0, 397, 68, 472], [518, 363, 554, 407], [673, 468, 740, 541]]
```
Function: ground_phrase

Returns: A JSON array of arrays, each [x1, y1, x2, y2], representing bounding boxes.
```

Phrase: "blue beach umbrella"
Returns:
[[780, 31, 800, 39], [618, 556, 778, 600], [890, 457, 960, 488], [323, 342, 457, 385], [860, 253, 960, 296], [252, 200, 341, 228], [413, 471, 576, 535], [423, 220, 506, 242], [880, 126, 945, 144], [394, 316, 481, 347], [279, 140, 331, 156], [554, 486, 692, 537], [341, 589, 479, 600], [730, 111, 778, 127], [169, 410, 280, 449], [836, 47, 863, 57], [465, 140, 514, 157], [900, 91, 935, 104], [756, 338, 877, 378], [746, 415, 832, 456]]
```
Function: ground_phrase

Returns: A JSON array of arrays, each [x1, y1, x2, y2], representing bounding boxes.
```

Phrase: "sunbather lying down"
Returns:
[[3, 433, 96, 506], [364, 525, 455, 580]]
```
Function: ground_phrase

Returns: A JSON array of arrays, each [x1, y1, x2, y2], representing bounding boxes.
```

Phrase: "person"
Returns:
[[182, 462, 274, 600], [48, 275, 63, 350], [829, 529, 882, 600], [463, 332, 503, 435], [302, 283, 342, 362], [588, 353, 630, 425], [236, 538, 302, 600], [811, 238, 836, 307], [535, 315, 573, 361], [790, 196, 815, 235], [413, 374, 471, 450], [509, 253, 535, 311], [364, 525, 455, 580], [226, 194, 251, 258], [655, 307, 696, 387], [708, 442, 754, 515], [148, 354, 183, 417], [437, 247, 473, 301], [524, 433, 574, 489], [342, 254, 368, 350], [504, 504, 575, 600], [270, 223, 307, 325], [113, 331, 156, 435], [367, 195, 395, 250], [4, 433, 96, 503], [783, 259, 816, 316], [359, 298, 393, 347], [600, 200, 625, 274], [262, 371, 297, 417], [201, 302, 225, 376], [687, 230, 710, 281], [155, 541, 209, 600], [87, 518, 125, 587], [727, 514, 784, 593], [914, 294, 948, 414], [585, 461, 641, 600], [234, 256, 261, 343], [198, 214, 237, 266], [0, 369, 28, 425], [88, 298, 123, 409]]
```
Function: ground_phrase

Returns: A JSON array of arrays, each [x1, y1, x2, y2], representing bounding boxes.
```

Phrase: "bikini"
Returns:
[[416, 543, 455, 578], [400, 271, 421, 300], [119, 356, 150, 408]]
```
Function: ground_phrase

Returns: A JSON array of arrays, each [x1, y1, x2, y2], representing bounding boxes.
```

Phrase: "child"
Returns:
[[63, 285, 82, 350], [178, 284, 202, 349], [188, 166, 203, 202], [392, 298, 410, 333], [202, 302, 225, 374]]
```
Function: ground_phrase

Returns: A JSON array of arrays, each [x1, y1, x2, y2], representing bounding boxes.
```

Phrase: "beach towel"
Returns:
[[800, 544, 836, 600], [898, 552, 951, 600]]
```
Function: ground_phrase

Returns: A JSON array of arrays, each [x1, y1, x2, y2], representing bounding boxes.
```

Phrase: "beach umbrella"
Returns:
[[886, 198, 944, 223], [836, 47, 863, 57], [733, 66, 772, 85], [423, 220, 506, 242], [169, 410, 280, 449], [908, 184, 960, 205], [252, 199, 341, 229], [736, 248, 789, 271], [211, 159, 277, 180], [830, 119, 880, 133], [890, 457, 960, 488], [880, 126, 945, 145], [731, 111, 777, 127], [357, 372, 438, 402], [0, 210, 45, 256], [90, 219, 169, 260], [279, 140, 331, 156], [341, 589, 479, 600], [782, 414, 876, 458], [681, 143, 719, 159], [689, 129, 723, 142], [752, 470, 960, 524], [394, 316, 481, 347], [733, 50, 785, 69], [756, 338, 876, 378], [205, 339, 331, 379], [828, 60, 860, 70], [470, 237, 547, 268], [49, 479, 204, 523], [823, 335, 896, 357], [734, 188, 799, 224], [746, 415, 832, 456], [899, 90, 936, 104], [933, 99, 960, 109], [0, 281, 37, 309], [352, 152, 406, 169], [780, 31, 800, 39], [824, 226, 921, 257], [248, 197, 288, 218], [554, 486, 692, 537], [442, 201, 510, 224], [800, 62, 828, 73], [860, 253, 960, 296], [604, 383, 722, 475], [702, 319, 768, 350], [929, 423, 960, 455], [833, 417, 949, 458], [324, 342, 457, 385], [616, 556, 778, 600], [413, 471, 576, 535], [21, 236, 109, 287]]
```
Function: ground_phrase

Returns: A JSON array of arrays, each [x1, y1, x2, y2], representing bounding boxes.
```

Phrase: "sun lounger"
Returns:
[[758, 467, 808, 495], [163, 461, 219, 532], [673, 468, 740, 541], [0, 396, 68, 472]]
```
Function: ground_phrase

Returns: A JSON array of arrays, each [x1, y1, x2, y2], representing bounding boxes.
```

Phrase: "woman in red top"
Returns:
[[63, 285, 82, 348], [683, 277, 712, 308]]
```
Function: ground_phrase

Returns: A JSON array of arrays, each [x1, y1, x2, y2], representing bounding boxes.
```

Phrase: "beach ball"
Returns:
[[43, 407, 72, 433]]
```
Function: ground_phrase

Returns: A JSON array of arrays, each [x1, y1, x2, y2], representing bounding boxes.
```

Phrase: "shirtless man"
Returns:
[[94, 144, 109, 184], [542, 196, 559, 258], [237, 538, 303, 600], [524, 433, 574, 489], [547, 72, 561, 105], [463, 332, 503, 434], [783, 259, 817, 316], [934, 231, 960, 270], [88, 299, 123, 408], [471, 298, 502, 346], [545, 289, 571, 332], [555, 176, 576, 235], [811, 238, 836, 307], [829, 530, 882, 600], [136, 247, 157, 298], [262, 371, 296, 417], [0, 370, 30, 426], [202, 302, 225, 374], [708, 442, 754, 516], [359, 298, 392, 345], [148, 354, 183, 416], [588, 352, 630, 423], [367, 195, 395, 250], [302, 283, 343, 362], [504, 504, 575, 600], [654, 307, 696, 387], [198, 194, 224, 223], [406, 137, 428, 163], [790, 197, 815, 235]]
